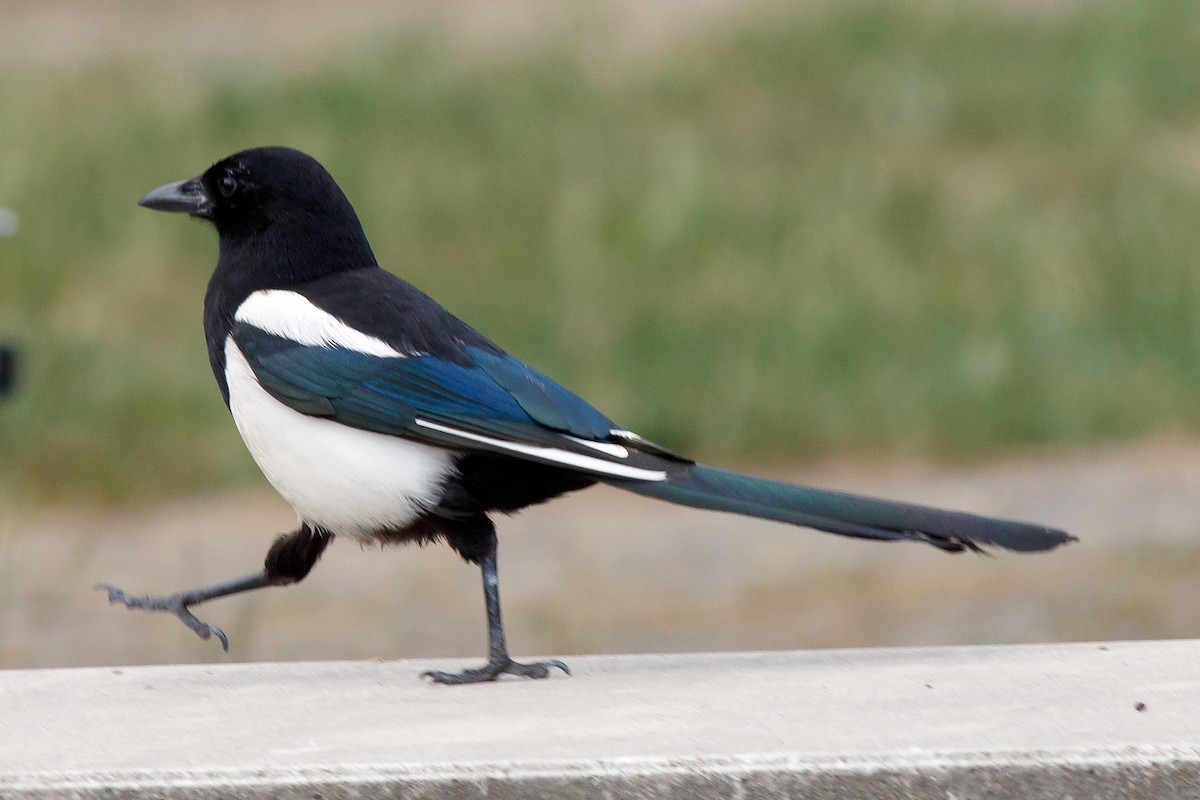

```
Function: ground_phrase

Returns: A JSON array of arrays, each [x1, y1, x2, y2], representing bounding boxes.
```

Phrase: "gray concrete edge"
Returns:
[[6, 746, 1200, 799]]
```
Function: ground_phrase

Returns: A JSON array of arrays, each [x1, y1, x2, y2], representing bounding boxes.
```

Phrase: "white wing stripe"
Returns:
[[565, 436, 630, 458], [414, 419, 667, 481], [235, 289, 405, 358]]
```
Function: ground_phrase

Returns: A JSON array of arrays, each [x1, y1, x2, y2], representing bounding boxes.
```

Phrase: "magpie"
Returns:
[[99, 147, 1075, 684]]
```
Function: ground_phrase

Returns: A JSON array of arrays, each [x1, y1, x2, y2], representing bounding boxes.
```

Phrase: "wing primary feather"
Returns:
[[413, 419, 668, 480]]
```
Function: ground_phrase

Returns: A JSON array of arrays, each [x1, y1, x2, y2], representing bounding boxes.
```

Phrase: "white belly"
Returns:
[[224, 338, 455, 541]]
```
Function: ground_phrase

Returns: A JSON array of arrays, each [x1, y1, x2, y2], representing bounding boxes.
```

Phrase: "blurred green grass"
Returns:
[[3, 0, 1200, 505]]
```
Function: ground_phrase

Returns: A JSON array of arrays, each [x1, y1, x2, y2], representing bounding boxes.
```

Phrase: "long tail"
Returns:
[[605, 462, 1074, 553]]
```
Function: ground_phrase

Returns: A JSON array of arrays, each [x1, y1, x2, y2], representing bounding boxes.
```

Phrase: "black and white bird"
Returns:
[[100, 147, 1074, 684]]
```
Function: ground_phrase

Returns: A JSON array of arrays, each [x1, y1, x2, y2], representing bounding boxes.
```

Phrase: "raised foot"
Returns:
[[95, 583, 230, 651], [422, 657, 571, 685]]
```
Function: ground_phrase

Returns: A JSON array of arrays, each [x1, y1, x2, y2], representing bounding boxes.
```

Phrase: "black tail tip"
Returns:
[[989, 527, 1077, 554]]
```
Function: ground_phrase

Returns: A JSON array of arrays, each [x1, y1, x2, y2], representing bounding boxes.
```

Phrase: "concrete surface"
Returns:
[[2, 641, 1199, 798]]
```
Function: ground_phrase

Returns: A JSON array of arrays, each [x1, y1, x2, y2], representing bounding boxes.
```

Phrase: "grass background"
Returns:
[[3, 0, 1200, 507]]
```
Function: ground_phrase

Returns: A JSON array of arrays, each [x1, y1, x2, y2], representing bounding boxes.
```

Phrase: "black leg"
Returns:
[[423, 536, 570, 685], [96, 572, 276, 651], [96, 524, 331, 651]]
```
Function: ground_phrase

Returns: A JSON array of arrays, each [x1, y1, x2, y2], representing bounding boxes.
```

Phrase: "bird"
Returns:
[[98, 146, 1075, 684]]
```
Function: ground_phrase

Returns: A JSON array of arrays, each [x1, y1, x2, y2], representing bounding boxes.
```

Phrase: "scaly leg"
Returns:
[[97, 572, 274, 651], [423, 537, 569, 685], [96, 524, 331, 651]]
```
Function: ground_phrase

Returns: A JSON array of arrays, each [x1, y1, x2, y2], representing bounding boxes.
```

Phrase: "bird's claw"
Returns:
[[95, 583, 230, 651], [422, 657, 571, 685], [175, 606, 230, 651]]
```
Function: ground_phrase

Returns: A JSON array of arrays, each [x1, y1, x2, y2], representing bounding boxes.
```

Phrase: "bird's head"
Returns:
[[141, 147, 350, 234], [139, 147, 376, 281]]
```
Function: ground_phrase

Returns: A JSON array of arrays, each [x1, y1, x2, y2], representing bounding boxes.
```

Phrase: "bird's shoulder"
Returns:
[[287, 268, 498, 363]]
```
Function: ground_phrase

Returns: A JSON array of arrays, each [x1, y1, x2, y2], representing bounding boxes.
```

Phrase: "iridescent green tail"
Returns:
[[606, 463, 1074, 553]]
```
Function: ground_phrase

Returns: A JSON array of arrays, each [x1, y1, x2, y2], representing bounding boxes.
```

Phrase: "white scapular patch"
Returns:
[[414, 419, 667, 481], [235, 289, 404, 357], [225, 339, 454, 541]]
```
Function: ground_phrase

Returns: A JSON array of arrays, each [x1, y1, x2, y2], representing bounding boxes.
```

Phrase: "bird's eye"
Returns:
[[218, 175, 238, 197]]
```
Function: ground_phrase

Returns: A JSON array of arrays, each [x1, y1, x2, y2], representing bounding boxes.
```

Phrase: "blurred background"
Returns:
[[3, 0, 1200, 669]]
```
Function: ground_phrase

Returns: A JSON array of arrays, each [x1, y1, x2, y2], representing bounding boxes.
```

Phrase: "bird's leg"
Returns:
[[96, 572, 275, 651], [96, 524, 331, 651], [423, 536, 569, 685]]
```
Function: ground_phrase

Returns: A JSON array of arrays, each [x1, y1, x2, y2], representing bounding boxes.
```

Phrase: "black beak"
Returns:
[[138, 178, 213, 217]]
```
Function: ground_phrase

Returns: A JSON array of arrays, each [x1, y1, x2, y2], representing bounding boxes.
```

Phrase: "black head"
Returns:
[[139, 147, 378, 283], [141, 147, 356, 234]]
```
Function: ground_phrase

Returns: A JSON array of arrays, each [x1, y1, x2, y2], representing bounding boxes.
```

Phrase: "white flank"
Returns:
[[225, 339, 454, 541], [235, 289, 404, 357], [414, 419, 667, 481]]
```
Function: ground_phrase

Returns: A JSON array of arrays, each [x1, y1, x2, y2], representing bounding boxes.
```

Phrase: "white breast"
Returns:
[[224, 337, 455, 542]]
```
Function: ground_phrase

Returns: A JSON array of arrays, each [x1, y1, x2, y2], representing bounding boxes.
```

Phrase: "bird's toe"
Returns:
[[422, 657, 570, 685]]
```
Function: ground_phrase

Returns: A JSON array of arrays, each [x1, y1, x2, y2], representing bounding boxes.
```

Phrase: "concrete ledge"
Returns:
[[2, 641, 1199, 798]]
